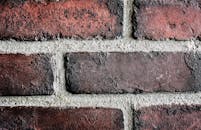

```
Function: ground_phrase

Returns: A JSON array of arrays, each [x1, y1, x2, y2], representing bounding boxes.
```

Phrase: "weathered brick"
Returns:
[[135, 105, 201, 130], [134, 0, 201, 40], [0, 54, 53, 95], [65, 52, 201, 94], [0, 107, 124, 130], [0, 0, 123, 40]]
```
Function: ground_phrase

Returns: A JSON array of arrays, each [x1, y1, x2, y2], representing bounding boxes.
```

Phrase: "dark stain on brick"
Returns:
[[64, 9, 69, 19], [0, 0, 26, 7], [184, 52, 201, 91], [65, 53, 83, 94], [91, 52, 108, 66], [105, 0, 123, 37], [133, 0, 142, 39], [86, 10, 97, 18]]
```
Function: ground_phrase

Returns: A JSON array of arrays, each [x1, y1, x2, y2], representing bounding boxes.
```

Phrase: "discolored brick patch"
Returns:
[[0, 107, 124, 130], [134, 0, 201, 40], [0, 54, 54, 95], [65, 52, 201, 94], [0, 0, 123, 40], [135, 105, 201, 130]]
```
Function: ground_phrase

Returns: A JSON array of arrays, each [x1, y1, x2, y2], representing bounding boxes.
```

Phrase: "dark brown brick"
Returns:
[[65, 52, 201, 94], [134, 0, 201, 40], [0, 107, 124, 130], [0, 54, 53, 95], [135, 105, 201, 130], [0, 0, 123, 40]]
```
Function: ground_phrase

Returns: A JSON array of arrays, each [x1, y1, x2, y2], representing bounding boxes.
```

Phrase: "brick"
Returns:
[[134, 0, 201, 40], [0, 54, 53, 95], [0, 0, 123, 40], [135, 105, 201, 130], [65, 52, 201, 94], [0, 107, 124, 130]]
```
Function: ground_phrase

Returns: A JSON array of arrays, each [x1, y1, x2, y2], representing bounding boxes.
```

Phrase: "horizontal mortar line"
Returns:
[[0, 39, 200, 53], [0, 93, 200, 107], [0, 90, 201, 99]]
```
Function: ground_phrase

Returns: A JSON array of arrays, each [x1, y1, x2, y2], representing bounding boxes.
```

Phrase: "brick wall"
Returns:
[[0, 0, 201, 129]]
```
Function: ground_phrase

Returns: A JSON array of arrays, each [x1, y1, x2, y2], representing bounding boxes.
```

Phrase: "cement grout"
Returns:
[[0, 39, 200, 54], [0, 0, 201, 129]]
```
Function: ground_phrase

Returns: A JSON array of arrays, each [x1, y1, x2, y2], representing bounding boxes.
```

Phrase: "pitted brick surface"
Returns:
[[0, 0, 123, 40]]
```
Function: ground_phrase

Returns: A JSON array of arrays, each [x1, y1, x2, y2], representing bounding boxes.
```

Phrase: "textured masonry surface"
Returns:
[[65, 52, 201, 94], [0, 107, 124, 130], [135, 105, 201, 130], [0, 0, 201, 129], [0, 0, 123, 40], [0, 54, 53, 95]]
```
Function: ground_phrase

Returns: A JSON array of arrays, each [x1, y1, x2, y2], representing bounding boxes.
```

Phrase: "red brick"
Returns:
[[0, 0, 123, 40], [134, 0, 201, 40], [135, 105, 201, 130], [65, 52, 201, 94], [0, 107, 124, 130], [0, 54, 53, 95]]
